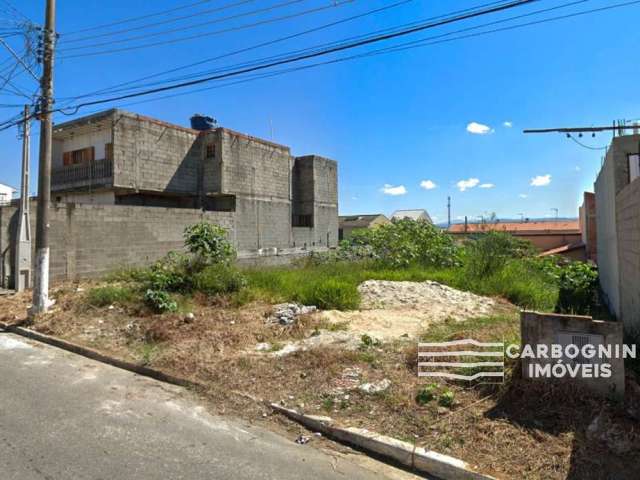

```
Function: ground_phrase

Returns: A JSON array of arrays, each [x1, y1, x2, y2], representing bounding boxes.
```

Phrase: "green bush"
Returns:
[[145, 252, 191, 292], [463, 231, 534, 278], [144, 289, 178, 313], [184, 222, 235, 265], [556, 261, 599, 315], [193, 264, 247, 296], [86, 285, 135, 307], [415, 383, 438, 405], [438, 389, 455, 408], [340, 219, 460, 268], [298, 278, 360, 310]]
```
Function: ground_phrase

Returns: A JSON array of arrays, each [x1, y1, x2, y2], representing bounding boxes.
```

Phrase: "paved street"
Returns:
[[0, 332, 413, 480]]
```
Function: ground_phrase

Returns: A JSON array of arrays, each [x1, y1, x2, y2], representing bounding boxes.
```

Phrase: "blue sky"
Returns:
[[1, 0, 640, 223]]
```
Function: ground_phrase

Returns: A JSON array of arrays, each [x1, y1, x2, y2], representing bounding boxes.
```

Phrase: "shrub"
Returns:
[[340, 219, 460, 268], [298, 278, 360, 310], [416, 383, 438, 405], [193, 264, 247, 296], [463, 231, 534, 278], [145, 252, 191, 292], [438, 389, 455, 408], [144, 289, 178, 313], [86, 285, 134, 307], [184, 222, 235, 265], [556, 261, 599, 315]]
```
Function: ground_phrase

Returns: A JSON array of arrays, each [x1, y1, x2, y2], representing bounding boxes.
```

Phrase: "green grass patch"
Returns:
[[242, 260, 557, 312], [86, 285, 136, 307]]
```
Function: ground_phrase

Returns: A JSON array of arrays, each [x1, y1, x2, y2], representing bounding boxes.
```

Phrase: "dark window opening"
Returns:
[[206, 144, 216, 159], [204, 195, 235, 212], [293, 214, 313, 227]]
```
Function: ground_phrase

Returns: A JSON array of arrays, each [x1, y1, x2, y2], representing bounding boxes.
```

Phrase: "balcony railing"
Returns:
[[51, 158, 113, 191]]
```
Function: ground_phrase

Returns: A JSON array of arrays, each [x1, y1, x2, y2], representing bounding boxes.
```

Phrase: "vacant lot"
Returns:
[[2, 277, 638, 480]]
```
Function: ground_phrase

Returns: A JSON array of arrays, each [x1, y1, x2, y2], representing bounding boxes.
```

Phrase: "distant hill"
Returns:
[[435, 217, 578, 228]]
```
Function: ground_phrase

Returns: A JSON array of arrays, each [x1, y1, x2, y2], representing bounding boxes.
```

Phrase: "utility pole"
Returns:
[[551, 208, 559, 220], [31, 0, 55, 315], [447, 196, 451, 228], [15, 105, 31, 292], [517, 212, 524, 223]]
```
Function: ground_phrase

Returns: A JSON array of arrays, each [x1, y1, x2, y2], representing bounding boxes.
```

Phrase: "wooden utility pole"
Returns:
[[15, 105, 31, 292], [447, 196, 451, 228], [31, 0, 55, 315]]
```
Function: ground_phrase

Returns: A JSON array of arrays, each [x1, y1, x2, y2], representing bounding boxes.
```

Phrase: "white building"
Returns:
[[390, 209, 432, 223], [0, 183, 16, 205]]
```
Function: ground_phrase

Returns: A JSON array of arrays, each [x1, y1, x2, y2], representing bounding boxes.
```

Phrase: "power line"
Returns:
[[58, 0, 355, 58], [57, 0, 417, 101], [568, 134, 609, 150], [59, 0, 260, 44], [62, 0, 216, 36], [52, 0, 538, 108], [142, 0, 591, 92], [62, 0, 585, 102], [59, 0, 308, 50], [4, 0, 638, 132]]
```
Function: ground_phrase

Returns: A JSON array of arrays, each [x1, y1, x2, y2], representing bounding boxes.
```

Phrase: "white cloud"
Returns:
[[575, 166, 581, 172], [456, 215, 465, 220], [456, 178, 480, 192], [351, 196, 358, 200], [519, 193, 528, 198], [503, 121, 513, 128], [530, 174, 552, 187], [479, 183, 495, 189], [380, 184, 407, 196], [466, 122, 493, 135], [420, 179, 437, 190]]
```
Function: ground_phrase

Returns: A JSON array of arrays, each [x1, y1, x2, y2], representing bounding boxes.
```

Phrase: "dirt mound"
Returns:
[[358, 280, 496, 316]]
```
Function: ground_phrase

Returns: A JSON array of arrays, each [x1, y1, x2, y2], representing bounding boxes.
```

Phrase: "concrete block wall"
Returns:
[[595, 145, 621, 318], [113, 112, 201, 194], [616, 178, 640, 332], [0, 203, 233, 284], [219, 129, 292, 198]]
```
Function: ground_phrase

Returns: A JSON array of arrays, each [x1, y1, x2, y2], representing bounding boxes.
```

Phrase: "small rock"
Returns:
[[255, 342, 271, 352], [108, 305, 115, 310], [184, 313, 195, 323], [358, 378, 391, 395], [295, 435, 311, 445]]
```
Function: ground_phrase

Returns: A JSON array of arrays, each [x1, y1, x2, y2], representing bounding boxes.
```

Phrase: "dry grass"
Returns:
[[2, 282, 640, 479]]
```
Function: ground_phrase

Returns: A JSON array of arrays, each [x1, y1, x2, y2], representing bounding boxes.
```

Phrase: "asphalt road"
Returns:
[[0, 332, 414, 480]]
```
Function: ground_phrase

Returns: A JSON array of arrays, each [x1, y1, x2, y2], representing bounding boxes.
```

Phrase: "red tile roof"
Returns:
[[448, 220, 580, 235]]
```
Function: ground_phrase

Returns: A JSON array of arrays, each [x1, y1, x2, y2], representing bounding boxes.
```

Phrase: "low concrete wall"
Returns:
[[520, 311, 625, 399], [1, 203, 233, 285]]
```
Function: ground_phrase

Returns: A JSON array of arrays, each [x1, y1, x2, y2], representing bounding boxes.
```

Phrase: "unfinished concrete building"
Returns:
[[0, 109, 338, 285], [594, 133, 640, 331]]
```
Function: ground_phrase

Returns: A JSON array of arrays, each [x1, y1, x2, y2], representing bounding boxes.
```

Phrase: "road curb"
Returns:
[[1, 325, 496, 479], [270, 403, 497, 480], [4, 325, 199, 389]]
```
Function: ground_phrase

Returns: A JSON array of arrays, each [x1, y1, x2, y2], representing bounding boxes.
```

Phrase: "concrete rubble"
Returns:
[[268, 303, 317, 325], [358, 379, 391, 395]]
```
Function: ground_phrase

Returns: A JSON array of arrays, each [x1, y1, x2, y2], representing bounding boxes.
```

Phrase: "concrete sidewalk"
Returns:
[[0, 333, 417, 480]]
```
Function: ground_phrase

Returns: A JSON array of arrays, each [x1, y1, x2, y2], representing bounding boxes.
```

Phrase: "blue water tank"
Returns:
[[190, 114, 217, 131]]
